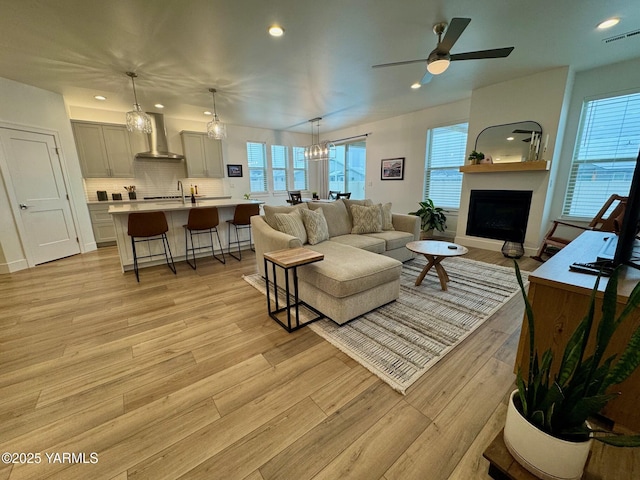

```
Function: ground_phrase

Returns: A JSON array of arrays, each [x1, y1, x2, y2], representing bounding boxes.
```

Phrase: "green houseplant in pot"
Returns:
[[409, 199, 447, 239], [467, 150, 485, 165], [505, 262, 640, 480]]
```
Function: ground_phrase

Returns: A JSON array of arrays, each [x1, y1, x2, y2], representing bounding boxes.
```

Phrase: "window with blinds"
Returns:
[[423, 122, 468, 208], [563, 92, 640, 218], [271, 145, 289, 191], [247, 142, 267, 193], [292, 146, 308, 190]]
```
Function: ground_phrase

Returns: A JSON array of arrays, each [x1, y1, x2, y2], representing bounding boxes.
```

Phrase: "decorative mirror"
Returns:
[[475, 121, 543, 163]]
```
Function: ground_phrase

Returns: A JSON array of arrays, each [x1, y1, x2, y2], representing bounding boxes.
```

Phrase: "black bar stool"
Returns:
[[227, 203, 260, 260], [183, 207, 225, 269], [127, 211, 176, 282]]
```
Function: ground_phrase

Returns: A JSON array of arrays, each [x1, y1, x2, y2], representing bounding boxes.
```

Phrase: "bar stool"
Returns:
[[183, 207, 225, 269], [227, 203, 260, 260], [127, 211, 176, 282]]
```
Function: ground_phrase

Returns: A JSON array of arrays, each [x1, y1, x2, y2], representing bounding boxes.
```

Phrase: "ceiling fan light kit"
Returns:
[[372, 17, 514, 85], [125, 72, 152, 134]]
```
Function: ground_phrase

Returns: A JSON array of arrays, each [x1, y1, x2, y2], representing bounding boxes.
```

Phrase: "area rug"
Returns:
[[243, 256, 529, 394]]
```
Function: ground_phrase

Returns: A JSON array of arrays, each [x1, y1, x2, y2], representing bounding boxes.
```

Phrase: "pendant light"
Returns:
[[207, 88, 227, 139], [303, 117, 334, 161], [125, 72, 152, 134]]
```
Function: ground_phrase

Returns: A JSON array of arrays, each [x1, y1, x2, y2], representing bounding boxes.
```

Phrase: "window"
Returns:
[[423, 123, 468, 208], [563, 92, 640, 218], [292, 147, 308, 190], [329, 141, 366, 199], [271, 145, 289, 191], [247, 142, 267, 193], [246, 142, 308, 194]]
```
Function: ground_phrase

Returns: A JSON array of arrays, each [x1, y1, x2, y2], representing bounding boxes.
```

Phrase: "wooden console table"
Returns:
[[514, 231, 640, 431]]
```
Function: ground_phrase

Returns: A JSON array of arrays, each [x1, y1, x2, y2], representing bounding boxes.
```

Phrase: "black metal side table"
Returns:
[[263, 247, 325, 332]]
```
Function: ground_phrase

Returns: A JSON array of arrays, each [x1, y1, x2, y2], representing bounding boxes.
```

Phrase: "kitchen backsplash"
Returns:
[[83, 159, 226, 201]]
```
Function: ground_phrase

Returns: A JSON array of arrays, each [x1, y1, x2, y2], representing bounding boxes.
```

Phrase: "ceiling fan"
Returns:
[[372, 18, 514, 85]]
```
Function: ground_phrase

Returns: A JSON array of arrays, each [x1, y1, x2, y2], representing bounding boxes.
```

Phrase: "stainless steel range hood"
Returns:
[[135, 112, 184, 160]]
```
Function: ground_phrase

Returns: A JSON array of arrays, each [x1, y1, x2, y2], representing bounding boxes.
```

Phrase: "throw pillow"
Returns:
[[274, 209, 307, 244], [307, 200, 351, 237], [300, 208, 330, 245], [263, 203, 309, 229], [380, 202, 395, 231], [342, 198, 374, 224], [350, 204, 383, 234]]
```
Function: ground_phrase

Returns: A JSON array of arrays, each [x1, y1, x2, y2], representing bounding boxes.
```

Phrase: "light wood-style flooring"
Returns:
[[0, 246, 636, 479]]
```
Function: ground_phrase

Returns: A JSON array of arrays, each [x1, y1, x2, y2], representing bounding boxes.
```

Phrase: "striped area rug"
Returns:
[[244, 256, 528, 394]]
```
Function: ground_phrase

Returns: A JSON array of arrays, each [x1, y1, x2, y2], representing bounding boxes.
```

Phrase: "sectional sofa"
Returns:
[[251, 199, 420, 325]]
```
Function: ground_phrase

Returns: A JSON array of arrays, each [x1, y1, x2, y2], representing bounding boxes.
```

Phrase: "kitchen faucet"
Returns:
[[177, 180, 185, 204]]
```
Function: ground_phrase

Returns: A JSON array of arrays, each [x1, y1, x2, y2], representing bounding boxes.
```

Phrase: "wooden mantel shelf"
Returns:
[[459, 160, 550, 173]]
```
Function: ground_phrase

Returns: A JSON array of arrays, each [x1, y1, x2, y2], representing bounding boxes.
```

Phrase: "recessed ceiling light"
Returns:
[[507, 136, 514, 141], [597, 17, 620, 29], [154, 103, 164, 109], [94, 95, 106, 101], [268, 25, 285, 37], [204, 111, 212, 116], [411, 83, 421, 89]]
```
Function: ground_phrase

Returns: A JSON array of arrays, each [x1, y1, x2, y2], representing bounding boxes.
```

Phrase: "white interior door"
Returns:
[[0, 128, 80, 265]]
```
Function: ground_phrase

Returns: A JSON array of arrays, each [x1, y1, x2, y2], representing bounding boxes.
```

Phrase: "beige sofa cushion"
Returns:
[[300, 208, 330, 245], [350, 204, 383, 234], [274, 209, 307, 244], [301, 241, 401, 298], [380, 202, 395, 231], [308, 200, 351, 237], [329, 234, 385, 253], [263, 203, 309, 229], [365, 230, 415, 251]]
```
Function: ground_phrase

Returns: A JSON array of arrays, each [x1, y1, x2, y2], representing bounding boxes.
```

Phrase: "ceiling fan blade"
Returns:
[[420, 70, 433, 85], [450, 47, 514, 61], [438, 17, 471, 53], [372, 58, 428, 68]]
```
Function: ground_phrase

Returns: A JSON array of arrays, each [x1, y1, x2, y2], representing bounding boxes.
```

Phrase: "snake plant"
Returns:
[[514, 261, 640, 446]]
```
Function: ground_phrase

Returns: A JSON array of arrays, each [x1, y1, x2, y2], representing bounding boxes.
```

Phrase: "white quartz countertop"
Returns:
[[108, 198, 263, 214], [89, 195, 231, 205]]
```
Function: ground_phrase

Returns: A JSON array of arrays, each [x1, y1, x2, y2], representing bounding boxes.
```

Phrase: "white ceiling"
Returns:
[[1, 0, 639, 133]]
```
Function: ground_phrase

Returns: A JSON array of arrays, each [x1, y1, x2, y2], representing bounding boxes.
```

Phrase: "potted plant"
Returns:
[[505, 262, 640, 480], [312, 191, 319, 200], [408, 199, 447, 239], [468, 150, 485, 165]]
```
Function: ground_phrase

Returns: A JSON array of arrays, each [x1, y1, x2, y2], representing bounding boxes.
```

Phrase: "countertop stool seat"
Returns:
[[227, 203, 260, 260], [127, 211, 176, 282], [183, 207, 225, 269]]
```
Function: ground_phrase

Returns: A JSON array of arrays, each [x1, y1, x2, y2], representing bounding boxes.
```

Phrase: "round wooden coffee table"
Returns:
[[406, 240, 469, 290]]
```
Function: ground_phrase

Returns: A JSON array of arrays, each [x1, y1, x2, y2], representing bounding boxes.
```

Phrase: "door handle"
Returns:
[[19, 203, 30, 210]]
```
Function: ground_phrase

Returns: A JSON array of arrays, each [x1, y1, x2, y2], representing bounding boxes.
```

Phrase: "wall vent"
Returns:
[[603, 29, 640, 44]]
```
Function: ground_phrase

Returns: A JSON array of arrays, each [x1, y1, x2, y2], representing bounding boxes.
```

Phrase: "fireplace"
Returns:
[[466, 190, 533, 242]]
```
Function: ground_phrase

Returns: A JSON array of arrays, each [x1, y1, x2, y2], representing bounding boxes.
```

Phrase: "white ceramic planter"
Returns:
[[503, 390, 592, 480]]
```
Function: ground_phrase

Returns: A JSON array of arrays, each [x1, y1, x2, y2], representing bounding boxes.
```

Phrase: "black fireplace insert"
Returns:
[[466, 190, 533, 243]]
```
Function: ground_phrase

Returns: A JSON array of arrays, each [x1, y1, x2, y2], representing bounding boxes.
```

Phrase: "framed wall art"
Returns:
[[381, 157, 404, 180], [227, 164, 243, 177]]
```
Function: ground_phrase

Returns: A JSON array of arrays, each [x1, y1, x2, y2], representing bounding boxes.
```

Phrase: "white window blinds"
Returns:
[[292, 147, 308, 190], [247, 142, 267, 193], [271, 145, 289, 191], [563, 92, 640, 218], [424, 123, 468, 208]]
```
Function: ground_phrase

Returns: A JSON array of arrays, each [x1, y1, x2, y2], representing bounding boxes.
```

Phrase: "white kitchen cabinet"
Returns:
[[72, 121, 142, 178], [180, 131, 223, 178], [88, 203, 116, 245]]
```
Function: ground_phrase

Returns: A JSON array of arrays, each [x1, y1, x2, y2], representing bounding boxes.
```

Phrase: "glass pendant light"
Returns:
[[207, 88, 227, 140], [303, 117, 334, 161], [125, 72, 152, 134]]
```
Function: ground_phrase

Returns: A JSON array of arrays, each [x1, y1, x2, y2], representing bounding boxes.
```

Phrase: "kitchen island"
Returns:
[[108, 199, 263, 272]]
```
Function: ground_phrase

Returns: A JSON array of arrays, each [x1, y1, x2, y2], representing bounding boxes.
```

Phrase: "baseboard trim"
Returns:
[[0, 258, 29, 274]]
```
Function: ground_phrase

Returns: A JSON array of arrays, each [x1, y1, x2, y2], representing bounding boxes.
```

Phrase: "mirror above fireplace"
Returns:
[[475, 121, 542, 163]]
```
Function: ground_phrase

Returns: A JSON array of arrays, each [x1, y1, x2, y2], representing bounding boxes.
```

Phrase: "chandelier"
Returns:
[[303, 117, 334, 161], [125, 72, 152, 134], [207, 88, 227, 140]]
